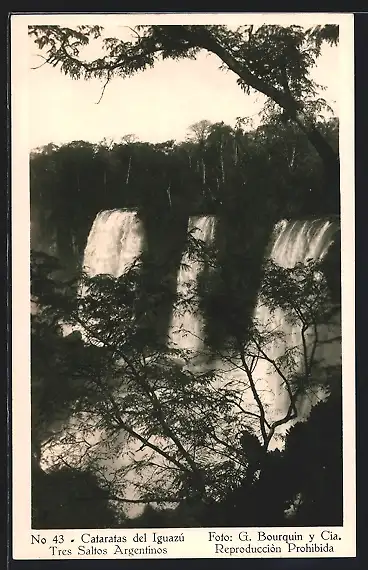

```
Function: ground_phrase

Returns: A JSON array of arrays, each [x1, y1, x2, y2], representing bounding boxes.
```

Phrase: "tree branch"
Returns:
[[95, 74, 111, 104], [69, 313, 204, 486], [236, 340, 268, 446]]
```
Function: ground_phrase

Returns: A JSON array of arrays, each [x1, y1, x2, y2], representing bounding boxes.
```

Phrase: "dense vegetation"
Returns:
[[31, 117, 339, 267], [29, 23, 339, 203], [31, 235, 342, 528], [29, 23, 342, 529]]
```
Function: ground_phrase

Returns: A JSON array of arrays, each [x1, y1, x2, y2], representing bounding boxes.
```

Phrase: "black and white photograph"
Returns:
[[11, 12, 355, 559]]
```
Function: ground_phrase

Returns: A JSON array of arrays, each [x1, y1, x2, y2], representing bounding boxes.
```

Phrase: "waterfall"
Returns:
[[40, 211, 341, 517], [210, 218, 340, 446], [269, 218, 338, 268], [169, 215, 216, 356], [83, 209, 143, 277], [253, 218, 341, 431], [61, 209, 143, 339]]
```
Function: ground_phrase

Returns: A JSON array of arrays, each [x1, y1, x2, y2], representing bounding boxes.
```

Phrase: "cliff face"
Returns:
[[31, 203, 57, 256], [31, 201, 88, 280], [29, 118, 339, 282], [30, 198, 341, 346]]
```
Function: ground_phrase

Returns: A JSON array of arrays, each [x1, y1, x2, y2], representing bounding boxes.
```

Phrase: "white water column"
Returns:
[[168, 215, 216, 358], [83, 209, 143, 277], [244, 218, 340, 435], [41, 211, 341, 517]]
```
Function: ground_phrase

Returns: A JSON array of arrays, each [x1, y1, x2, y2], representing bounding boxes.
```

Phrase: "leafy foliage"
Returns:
[[32, 466, 121, 529], [29, 23, 339, 202], [31, 222, 341, 526], [29, 22, 342, 525], [29, 23, 337, 106], [30, 117, 339, 279]]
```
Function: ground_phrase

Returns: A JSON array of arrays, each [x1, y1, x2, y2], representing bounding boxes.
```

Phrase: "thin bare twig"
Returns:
[[126, 26, 141, 39], [96, 74, 111, 104], [30, 54, 52, 70]]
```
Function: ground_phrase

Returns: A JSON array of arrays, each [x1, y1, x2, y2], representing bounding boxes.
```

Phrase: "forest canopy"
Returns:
[[28, 21, 343, 530], [31, 116, 339, 271]]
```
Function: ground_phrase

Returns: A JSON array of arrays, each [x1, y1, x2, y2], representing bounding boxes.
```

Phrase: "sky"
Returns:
[[26, 16, 341, 150]]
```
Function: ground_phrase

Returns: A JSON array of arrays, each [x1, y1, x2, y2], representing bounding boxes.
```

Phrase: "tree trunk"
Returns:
[[292, 111, 340, 211], [193, 28, 340, 207]]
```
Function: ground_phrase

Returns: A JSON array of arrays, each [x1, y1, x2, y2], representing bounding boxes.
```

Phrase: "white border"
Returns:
[[11, 12, 355, 560]]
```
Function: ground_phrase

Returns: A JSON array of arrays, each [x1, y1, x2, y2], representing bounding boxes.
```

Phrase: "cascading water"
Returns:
[[42, 209, 149, 517], [40, 210, 341, 518], [61, 209, 144, 339], [251, 218, 341, 433], [83, 209, 143, 277], [169, 216, 216, 356], [269, 219, 338, 268], [209, 218, 341, 447]]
